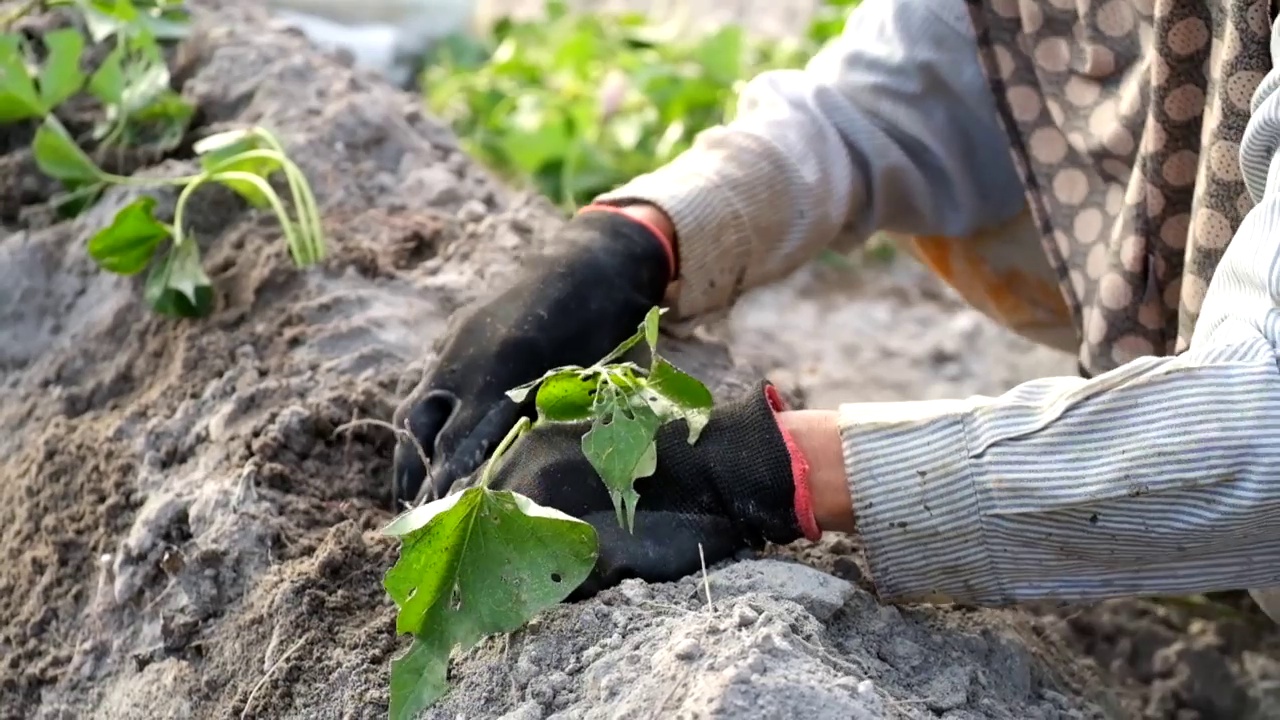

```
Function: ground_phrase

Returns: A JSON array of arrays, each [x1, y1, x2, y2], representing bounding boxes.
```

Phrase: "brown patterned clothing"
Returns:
[[960, 0, 1280, 616], [967, 0, 1273, 376], [596, 0, 1280, 611]]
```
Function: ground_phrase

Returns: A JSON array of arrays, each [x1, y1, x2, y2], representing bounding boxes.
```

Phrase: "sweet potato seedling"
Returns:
[[381, 306, 714, 719], [82, 126, 326, 315], [1, 0, 324, 316]]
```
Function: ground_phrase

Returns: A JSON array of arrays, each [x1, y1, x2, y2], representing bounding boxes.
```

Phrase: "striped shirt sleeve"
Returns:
[[842, 28, 1280, 606]]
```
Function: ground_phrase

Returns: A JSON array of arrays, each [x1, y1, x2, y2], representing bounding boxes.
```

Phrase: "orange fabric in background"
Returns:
[[888, 208, 1077, 353]]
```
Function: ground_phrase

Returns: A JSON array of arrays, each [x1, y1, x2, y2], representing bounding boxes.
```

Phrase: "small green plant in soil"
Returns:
[[382, 306, 714, 719], [1, 0, 324, 316]]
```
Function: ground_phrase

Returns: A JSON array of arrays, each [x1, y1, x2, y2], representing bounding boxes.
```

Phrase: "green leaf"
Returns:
[[32, 118, 103, 182], [643, 306, 661, 356], [76, 0, 141, 42], [87, 196, 171, 274], [139, 9, 190, 41], [634, 438, 657, 484], [645, 359, 714, 444], [89, 36, 194, 151], [388, 635, 447, 720], [560, 140, 625, 203], [0, 33, 46, 122], [88, 44, 125, 105], [382, 490, 472, 634], [382, 487, 597, 717], [128, 90, 193, 150], [144, 238, 214, 317], [424, 33, 491, 72], [581, 383, 661, 531], [534, 370, 599, 423], [653, 119, 686, 160], [595, 324, 645, 368], [505, 363, 589, 404], [193, 128, 264, 160], [608, 113, 646, 151], [591, 306, 668, 370], [502, 94, 569, 175], [545, 0, 570, 21], [552, 24, 598, 72], [694, 26, 744, 87], [196, 132, 283, 208], [119, 47, 171, 115], [38, 28, 87, 109]]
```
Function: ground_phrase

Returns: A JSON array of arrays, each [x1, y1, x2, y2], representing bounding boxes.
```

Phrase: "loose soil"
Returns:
[[2, 2, 1279, 719]]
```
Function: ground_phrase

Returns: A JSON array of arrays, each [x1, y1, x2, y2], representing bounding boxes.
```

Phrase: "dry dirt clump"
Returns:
[[1, 2, 1278, 719]]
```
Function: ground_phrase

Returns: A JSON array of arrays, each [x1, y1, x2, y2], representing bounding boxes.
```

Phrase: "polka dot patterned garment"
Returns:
[[965, 0, 1273, 375]]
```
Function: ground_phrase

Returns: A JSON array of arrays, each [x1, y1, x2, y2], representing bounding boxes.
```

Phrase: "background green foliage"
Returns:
[[422, 0, 860, 210], [0, 0, 323, 317]]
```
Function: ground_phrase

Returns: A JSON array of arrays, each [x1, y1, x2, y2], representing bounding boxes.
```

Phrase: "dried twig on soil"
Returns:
[[653, 673, 688, 718], [332, 417, 433, 505], [241, 633, 309, 719], [698, 543, 713, 610], [233, 460, 260, 508]]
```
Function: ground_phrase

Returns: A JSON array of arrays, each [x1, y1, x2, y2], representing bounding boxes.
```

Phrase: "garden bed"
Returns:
[[2, 2, 1279, 718]]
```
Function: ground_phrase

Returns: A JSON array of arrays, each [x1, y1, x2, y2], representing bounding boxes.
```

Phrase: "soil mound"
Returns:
[[2, 3, 1278, 719]]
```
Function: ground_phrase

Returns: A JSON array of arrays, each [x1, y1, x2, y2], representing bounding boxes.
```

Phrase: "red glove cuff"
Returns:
[[763, 384, 822, 542], [577, 203, 677, 281]]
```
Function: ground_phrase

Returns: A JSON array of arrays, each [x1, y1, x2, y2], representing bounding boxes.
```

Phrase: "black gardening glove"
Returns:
[[391, 209, 672, 505], [481, 382, 821, 598]]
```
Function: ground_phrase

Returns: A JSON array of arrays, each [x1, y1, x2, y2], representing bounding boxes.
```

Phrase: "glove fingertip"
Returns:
[[392, 439, 429, 507]]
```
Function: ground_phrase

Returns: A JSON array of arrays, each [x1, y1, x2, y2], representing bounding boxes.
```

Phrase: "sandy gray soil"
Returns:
[[2, 2, 1280, 720]]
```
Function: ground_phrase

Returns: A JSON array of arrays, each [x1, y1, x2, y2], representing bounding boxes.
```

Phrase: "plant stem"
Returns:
[[101, 169, 204, 187], [198, 149, 309, 262], [479, 417, 531, 489], [247, 128, 326, 264], [170, 170, 301, 263], [279, 159, 324, 263], [168, 173, 206, 248], [207, 171, 304, 261], [199, 141, 325, 266]]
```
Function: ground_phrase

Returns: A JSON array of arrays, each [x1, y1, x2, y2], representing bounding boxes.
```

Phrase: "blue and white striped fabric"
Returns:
[[846, 15, 1280, 607]]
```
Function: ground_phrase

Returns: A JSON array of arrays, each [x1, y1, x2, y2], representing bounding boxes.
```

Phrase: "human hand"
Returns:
[[390, 208, 673, 505], [477, 382, 821, 598]]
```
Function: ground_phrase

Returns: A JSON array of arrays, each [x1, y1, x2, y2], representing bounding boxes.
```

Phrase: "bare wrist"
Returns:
[[779, 410, 856, 533]]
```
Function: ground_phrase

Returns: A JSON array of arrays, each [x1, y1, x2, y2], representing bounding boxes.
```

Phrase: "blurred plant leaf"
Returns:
[[420, 1, 858, 209], [87, 195, 171, 274], [0, 33, 45, 121], [32, 117, 103, 182], [38, 28, 87, 109]]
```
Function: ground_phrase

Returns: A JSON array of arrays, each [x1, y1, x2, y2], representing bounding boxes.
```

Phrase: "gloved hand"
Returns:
[[480, 382, 822, 598], [391, 207, 673, 505]]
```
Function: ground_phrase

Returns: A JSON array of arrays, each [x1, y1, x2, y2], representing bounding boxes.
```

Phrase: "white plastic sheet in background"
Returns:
[[264, 0, 478, 87], [261, 0, 822, 89]]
